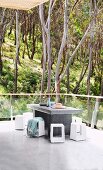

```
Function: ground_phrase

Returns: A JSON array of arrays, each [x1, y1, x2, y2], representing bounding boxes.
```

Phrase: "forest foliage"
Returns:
[[0, 0, 103, 96]]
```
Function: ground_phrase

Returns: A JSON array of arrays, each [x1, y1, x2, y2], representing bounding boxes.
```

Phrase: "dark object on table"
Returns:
[[39, 103, 47, 106]]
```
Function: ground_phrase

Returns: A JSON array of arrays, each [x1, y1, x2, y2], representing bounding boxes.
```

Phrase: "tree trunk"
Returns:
[[14, 11, 19, 93], [73, 65, 88, 94], [0, 41, 2, 75], [39, 0, 54, 94], [47, 2, 52, 93], [41, 28, 47, 93], [100, 77, 103, 102], [67, 65, 70, 94], [87, 0, 96, 117], [60, 23, 91, 82], [56, 80, 60, 103], [39, 4, 47, 94], [0, 9, 6, 75], [55, 0, 68, 102]]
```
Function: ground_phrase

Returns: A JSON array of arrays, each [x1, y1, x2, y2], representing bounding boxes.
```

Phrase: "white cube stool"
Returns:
[[70, 122, 86, 141], [50, 124, 65, 143], [15, 115, 24, 130]]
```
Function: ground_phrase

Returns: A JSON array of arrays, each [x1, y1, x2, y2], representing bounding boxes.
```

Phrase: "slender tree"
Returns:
[[14, 10, 20, 93], [55, 0, 68, 102], [39, 0, 55, 93], [0, 9, 6, 75]]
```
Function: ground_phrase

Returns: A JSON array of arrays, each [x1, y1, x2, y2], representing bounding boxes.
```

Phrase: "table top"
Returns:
[[27, 104, 82, 115]]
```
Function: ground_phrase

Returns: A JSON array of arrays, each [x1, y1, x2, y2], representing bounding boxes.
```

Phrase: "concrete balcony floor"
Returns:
[[0, 121, 103, 170]]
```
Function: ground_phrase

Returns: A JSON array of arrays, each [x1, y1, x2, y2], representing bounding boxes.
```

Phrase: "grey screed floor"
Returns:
[[0, 121, 103, 170]]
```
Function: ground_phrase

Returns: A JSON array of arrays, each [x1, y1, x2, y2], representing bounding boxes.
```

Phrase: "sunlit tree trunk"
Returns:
[[39, 0, 55, 94], [47, 0, 52, 93], [39, 5, 47, 94]]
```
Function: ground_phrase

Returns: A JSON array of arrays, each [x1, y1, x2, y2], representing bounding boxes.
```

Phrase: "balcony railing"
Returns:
[[0, 93, 103, 129]]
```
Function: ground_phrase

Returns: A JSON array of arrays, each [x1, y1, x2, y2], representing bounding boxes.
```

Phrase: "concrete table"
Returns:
[[27, 104, 82, 136]]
